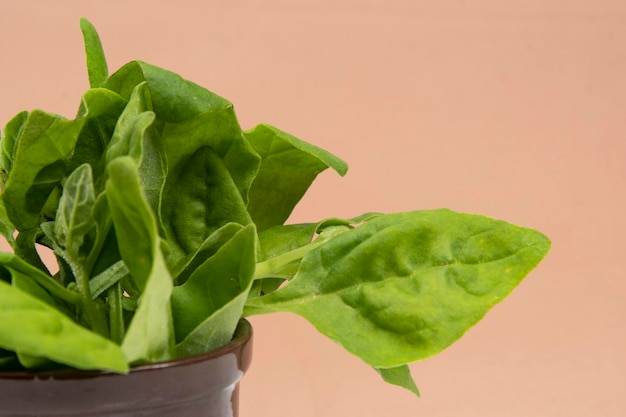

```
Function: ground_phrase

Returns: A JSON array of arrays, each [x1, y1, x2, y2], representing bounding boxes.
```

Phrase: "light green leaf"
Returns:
[[0, 251, 80, 305], [245, 209, 551, 368], [245, 124, 348, 231], [80, 18, 108, 88], [0, 280, 127, 372], [106, 156, 174, 364], [251, 215, 378, 296]]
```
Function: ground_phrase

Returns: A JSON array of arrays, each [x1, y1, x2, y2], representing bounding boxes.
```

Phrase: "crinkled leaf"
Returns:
[[105, 82, 165, 217], [245, 209, 551, 368], [69, 88, 127, 177], [1, 111, 85, 231], [54, 164, 96, 257], [104, 61, 231, 122], [161, 146, 252, 264], [0, 110, 28, 177], [160, 107, 260, 205], [245, 124, 348, 231], [0, 280, 127, 372]]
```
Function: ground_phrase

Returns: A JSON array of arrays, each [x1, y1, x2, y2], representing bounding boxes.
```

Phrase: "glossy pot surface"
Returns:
[[0, 320, 253, 417]]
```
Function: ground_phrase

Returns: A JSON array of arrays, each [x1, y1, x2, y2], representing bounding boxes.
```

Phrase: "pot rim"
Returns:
[[0, 319, 252, 381]]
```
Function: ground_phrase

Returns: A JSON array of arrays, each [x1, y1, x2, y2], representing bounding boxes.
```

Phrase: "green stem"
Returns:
[[67, 255, 109, 337], [253, 225, 352, 280], [107, 281, 124, 344], [254, 239, 325, 280]]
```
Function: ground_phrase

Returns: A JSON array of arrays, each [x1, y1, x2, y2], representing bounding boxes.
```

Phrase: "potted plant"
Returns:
[[0, 18, 550, 416]]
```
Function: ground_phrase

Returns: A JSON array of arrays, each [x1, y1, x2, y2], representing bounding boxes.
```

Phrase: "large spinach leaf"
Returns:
[[245, 209, 550, 368]]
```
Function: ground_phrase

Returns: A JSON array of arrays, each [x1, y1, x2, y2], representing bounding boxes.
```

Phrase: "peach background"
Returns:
[[1, 1, 625, 416]]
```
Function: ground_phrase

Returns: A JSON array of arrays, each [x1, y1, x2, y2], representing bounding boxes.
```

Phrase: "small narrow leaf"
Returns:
[[54, 163, 96, 257], [80, 18, 109, 88], [375, 365, 420, 397]]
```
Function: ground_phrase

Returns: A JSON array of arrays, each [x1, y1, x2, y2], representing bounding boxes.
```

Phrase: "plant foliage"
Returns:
[[0, 18, 550, 396]]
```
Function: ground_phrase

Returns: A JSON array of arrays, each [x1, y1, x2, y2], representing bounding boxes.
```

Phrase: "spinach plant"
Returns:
[[0, 18, 550, 395]]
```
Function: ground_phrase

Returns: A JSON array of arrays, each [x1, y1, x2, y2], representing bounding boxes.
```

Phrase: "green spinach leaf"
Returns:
[[1, 111, 85, 231], [245, 209, 550, 369], [376, 365, 420, 397], [106, 156, 174, 364], [173, 224, 256, 356], [80, 17, 109, 88], [0, 280, 127, 372], [245, 124, 348, 231]]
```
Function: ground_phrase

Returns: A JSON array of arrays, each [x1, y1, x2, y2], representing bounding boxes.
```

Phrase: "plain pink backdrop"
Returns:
[[1, 1, 624, 416]]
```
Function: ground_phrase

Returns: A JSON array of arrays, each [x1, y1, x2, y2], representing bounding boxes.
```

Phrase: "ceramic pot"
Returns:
[[0, 319, 253, 417]]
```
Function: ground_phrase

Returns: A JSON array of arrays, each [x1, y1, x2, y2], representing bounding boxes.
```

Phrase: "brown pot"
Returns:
[[0, 320, 253, 417]]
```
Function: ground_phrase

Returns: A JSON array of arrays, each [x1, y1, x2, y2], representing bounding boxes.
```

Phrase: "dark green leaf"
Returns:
[[1, 111, 85, 230], [0, 198, 15, 247], [88, 260, 127, 299], [161, 146, 252, 263], [171, 222, 244, 284], [173, 224, 256, 356], [69, 88, 127, 177], [54, 164, 96, 258], [14, 228, 51, 276], [0, 110, 28, 177], [160, 107, 260, 205], [105, 82, 165, 217]]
